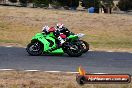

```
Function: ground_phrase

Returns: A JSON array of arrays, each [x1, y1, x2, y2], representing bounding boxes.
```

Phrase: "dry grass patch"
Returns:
[[0, 6, 132, 51], [0, 71, 132, 88]]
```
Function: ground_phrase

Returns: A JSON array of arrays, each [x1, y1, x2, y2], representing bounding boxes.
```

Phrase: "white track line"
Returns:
[[0, 69, 75, 73], [0, 69, 14, 71], [0, 69, 106, 74], [24, 70, 40, 72], [92, 73, 108, 74], [89, 50, 93, 51], [44, 71, 61, 73], [0, 69, 78, 73], [44, 71, 79, 74], [5, 46, 12, 47], [107, 51, 114, 52], [0, 69, 130, 75], [65, 72, 79, 74]]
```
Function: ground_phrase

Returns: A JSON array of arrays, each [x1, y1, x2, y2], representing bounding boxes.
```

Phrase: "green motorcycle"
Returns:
[[26, 32, 84, 57]]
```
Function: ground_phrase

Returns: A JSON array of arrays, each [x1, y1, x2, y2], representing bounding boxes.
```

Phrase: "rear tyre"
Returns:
[[66, 43, 83, 57], [26, 42, 43, 56]]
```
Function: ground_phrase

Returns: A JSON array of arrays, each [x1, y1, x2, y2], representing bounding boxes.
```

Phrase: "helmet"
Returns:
[[56, 23, 64, 29]]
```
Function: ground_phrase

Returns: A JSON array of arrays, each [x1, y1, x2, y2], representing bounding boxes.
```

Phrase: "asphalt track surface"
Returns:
[[0, 46, 132, 74]]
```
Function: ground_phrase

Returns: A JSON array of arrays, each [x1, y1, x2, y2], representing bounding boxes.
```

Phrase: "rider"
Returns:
[[55, 23, 74, 46], [56, 23, 71, 37], [42, 26, 66, 47], [42, 23, 71, 47]]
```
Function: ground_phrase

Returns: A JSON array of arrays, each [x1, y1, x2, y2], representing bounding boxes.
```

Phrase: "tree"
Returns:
[[33, 0, 49, 7], [68, 0, 79, 10], [81, 0, 100, 8], [102, 0, 114, 7], [49, 0, 62, 9], [50, 0, 79, 10], [81, 0, 100, 13], [9, 0, 17, 3], [118, 0, 132, 11], [57, 0, 68, 6], [101, 0, 114, 13], [19, 0, 28, 6]]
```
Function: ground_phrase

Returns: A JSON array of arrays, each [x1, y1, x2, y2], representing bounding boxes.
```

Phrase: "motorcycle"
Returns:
[[26, 31, 84, 57]]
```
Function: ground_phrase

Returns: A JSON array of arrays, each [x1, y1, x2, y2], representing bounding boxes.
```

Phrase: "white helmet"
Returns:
[[56, 23, 64, 29]]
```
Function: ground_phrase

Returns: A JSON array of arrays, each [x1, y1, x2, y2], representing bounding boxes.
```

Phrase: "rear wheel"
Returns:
[[66, 43, 83, 57], [26, 42, 43, 56]]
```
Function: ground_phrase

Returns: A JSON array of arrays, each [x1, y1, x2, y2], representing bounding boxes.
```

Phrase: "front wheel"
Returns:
[[26, 42, 43, 56], [80, 40, 89, 53], [66, 43, 83, 57]]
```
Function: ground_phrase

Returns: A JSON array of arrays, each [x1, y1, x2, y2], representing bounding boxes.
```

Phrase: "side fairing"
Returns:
[[31, 33, 64, 54]]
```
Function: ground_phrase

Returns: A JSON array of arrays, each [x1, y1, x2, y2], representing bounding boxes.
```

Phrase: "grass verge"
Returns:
[[0, 71, 132, 88]]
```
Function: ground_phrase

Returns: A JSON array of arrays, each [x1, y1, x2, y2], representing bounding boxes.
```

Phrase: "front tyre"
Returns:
[[26, 42, 43, 56], [66, 44, 83, 57], [80, 40, 89, 53]]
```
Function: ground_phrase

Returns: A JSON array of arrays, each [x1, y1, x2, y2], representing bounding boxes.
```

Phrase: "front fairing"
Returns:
[[67, 35, 79, 42], [31, 33, 50, 51]]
